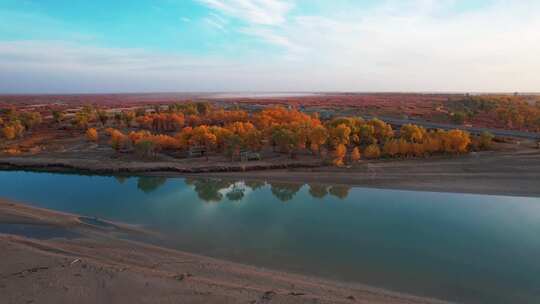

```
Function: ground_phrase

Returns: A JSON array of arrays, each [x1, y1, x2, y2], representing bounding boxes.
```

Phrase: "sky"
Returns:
[[0, 0, 539, 93]]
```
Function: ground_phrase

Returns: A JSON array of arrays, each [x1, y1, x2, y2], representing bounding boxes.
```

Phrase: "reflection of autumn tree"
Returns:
[[185, 178, 233, 203], [269, 182, 302, 202], [226, 185, 245, 201], [137, 177, 167, 193], [114, 176, 128, 184], [245, 180, 266, 191], [329, 185, 351, 200], [308, 184, 328, 199]]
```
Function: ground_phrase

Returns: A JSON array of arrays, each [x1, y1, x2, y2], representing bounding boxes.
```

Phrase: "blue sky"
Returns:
[[0, 0, 538, 93]]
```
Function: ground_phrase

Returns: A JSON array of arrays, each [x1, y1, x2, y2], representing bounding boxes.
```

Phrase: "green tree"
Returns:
[[479, 131, 494, 150], [52, 110, 64, 124]]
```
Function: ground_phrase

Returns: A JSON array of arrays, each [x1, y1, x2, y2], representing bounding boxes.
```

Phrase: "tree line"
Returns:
[[1, 102, 490, 164]]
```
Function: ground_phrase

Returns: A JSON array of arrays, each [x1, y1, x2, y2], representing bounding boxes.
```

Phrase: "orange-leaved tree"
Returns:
[[332, 144, 347, 166], [86, 128, 99, 142], [364, 144, 381, 159], [442, 129, 471, 153]]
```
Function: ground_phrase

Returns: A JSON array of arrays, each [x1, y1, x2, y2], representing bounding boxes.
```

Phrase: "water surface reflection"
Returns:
[[130, 176, 352, 202]]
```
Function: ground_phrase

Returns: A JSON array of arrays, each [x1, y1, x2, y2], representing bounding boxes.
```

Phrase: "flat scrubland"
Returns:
[[0, 200, 447, 304], [2, 93, 539, 131]]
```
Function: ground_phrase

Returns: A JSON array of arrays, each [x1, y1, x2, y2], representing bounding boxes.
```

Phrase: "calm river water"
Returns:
[[0, 171, 539, 304]]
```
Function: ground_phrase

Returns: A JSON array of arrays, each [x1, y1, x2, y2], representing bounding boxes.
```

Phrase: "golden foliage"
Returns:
[[86, 128, 99, 142], [332, 144, 347, 166], [364, 144, 381, 159], [350, 147, 361, 162]]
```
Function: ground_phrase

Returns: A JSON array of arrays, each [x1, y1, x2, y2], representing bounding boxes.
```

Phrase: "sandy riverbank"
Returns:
[[0, 200, 446, 304]]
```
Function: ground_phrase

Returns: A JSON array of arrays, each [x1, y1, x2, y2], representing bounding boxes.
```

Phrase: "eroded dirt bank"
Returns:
[[0, 200, 446, 304]]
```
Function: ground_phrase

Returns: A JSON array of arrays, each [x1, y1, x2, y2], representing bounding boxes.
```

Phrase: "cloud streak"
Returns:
[[197, 0, 293, 25]]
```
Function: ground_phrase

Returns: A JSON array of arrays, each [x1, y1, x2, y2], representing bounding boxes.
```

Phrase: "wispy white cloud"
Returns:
[[197, 0, 293, 25], [197, 0, 302, 55], [203, 13, 229, 32]]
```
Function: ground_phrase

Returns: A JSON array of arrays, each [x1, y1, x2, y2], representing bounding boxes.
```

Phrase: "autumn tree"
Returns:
[[107, 129, 129, 152], [329, 124, 351, 147], [364, 144, 381, 159], [368, 118, 394, 143], [350, 146, 361, 163], [423, 134, 442, 154], [309, 125, 329, 155], [1, 125, 16, 140], [86, 128, 99, 142], [190, 125, 217, 160], [1, 121, 24, 140], [358, 124, 376, 145], [383, 139, 400, 157], [442, 129, 471, 153], [400, 124, 426, 143], [332, 144, 347, 166], [398, 139, 412, 156], [411, 143, 425, 157]]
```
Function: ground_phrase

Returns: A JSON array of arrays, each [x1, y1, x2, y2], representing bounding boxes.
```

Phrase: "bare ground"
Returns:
[[0, 200, 446, 304]]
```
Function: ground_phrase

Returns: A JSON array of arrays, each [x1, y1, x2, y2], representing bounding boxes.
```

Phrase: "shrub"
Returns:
[[479, 131, 494, 150], [86, 128, 99, 142], [2, 126, 16, 140], [452, 111, 467, 125]]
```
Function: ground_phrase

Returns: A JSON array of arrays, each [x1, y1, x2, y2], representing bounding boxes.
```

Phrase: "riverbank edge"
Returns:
[[0, 199, 447, 304], [1, 151, 540, 198], [0, 156, 322, 174]]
